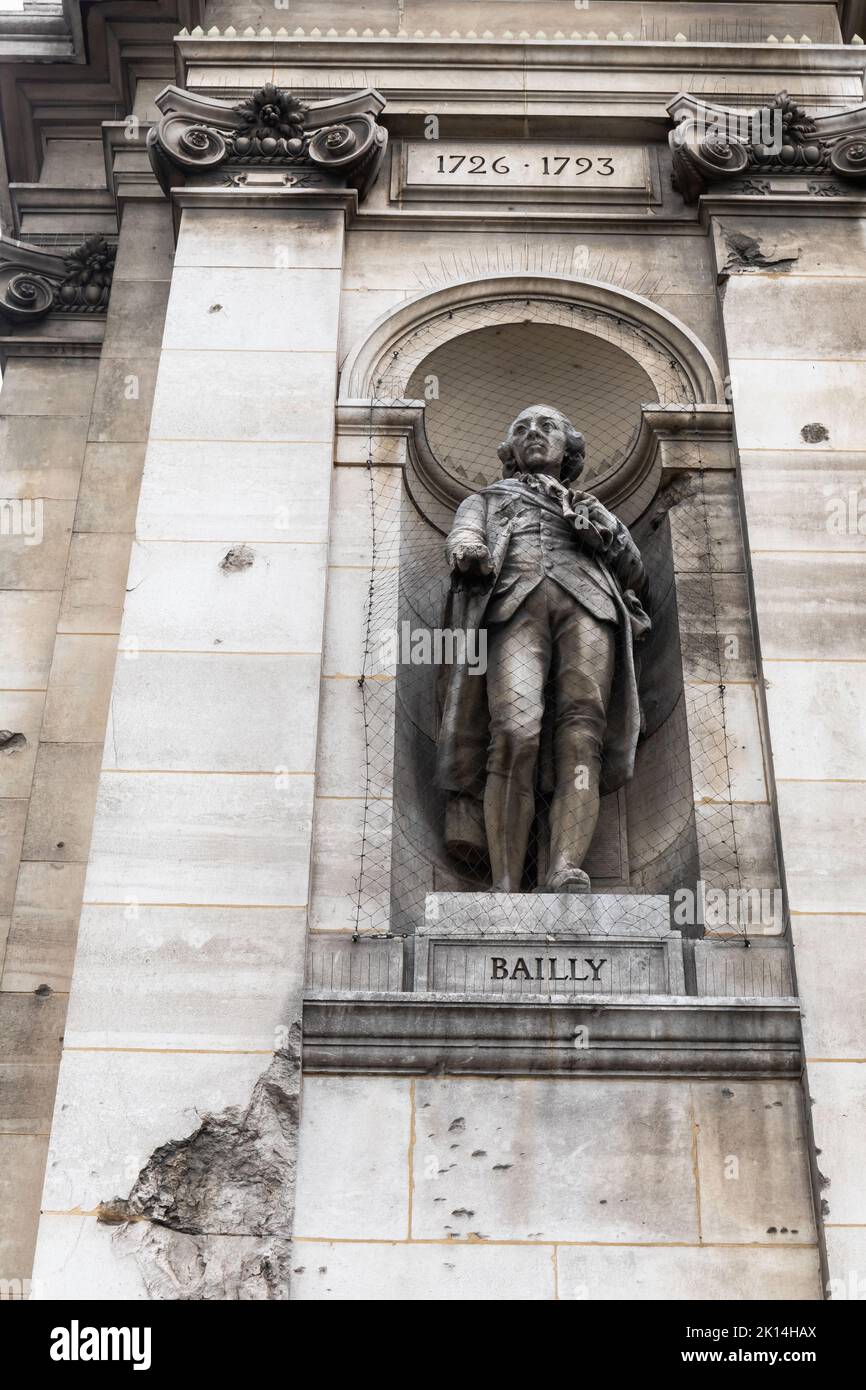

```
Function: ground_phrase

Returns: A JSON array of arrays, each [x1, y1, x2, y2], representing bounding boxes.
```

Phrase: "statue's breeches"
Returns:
[[484, 578, 616, 879], [486, 577, 615, 770]]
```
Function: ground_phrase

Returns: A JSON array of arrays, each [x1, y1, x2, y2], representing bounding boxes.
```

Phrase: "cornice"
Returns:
[[302, 991, 802, 1079], [0, 0, 206, 196], [175, 34, 866, 78], [175, 35, 866, 133], [0, 0, 84, 63]]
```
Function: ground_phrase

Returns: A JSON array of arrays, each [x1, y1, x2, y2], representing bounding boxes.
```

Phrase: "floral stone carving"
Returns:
[[147, 83, 387, 200], [0, 234, 115, 325], [669, 91, 866, 203]]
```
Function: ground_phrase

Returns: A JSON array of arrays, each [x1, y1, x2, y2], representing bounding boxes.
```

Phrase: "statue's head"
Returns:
[[498, 405, 586, 485]]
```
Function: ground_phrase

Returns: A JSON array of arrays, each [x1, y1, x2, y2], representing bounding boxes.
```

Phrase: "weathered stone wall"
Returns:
[[714, 211, 866, 1298], [0, 199, 174, 1294], [29, 198, 345, 1297], [290, 1074, 819, 1300], [8, 7, 863, 1303]]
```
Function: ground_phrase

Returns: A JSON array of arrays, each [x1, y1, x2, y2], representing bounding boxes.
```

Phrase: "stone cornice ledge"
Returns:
[[302, 992, 802, 1079], [176, 36, 866, 78]]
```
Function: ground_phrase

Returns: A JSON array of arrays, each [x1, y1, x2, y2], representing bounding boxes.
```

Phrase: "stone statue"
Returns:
[[435, 405, 651, 893]]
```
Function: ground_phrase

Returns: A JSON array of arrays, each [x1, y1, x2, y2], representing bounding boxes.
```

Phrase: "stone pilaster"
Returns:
[[711, 210, 866, 1300], [29, 86, 386, 1300]]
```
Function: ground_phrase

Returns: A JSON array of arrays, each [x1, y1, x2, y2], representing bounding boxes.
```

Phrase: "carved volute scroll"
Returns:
[[669, 90, 866, 201], [147, 82, 388, 200], [0, 234, 115, 325]]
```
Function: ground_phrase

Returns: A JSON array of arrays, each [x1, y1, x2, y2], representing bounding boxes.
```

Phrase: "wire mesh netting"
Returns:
[[346, 311, 765, 949]]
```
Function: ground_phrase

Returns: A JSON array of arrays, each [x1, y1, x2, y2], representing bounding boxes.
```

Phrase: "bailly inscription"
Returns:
[[490, 955, 608, 982], [424, 941, 672, 995]]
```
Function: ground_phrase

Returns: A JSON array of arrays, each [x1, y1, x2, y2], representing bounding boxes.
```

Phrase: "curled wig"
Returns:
[[497, 405, 586, 485]]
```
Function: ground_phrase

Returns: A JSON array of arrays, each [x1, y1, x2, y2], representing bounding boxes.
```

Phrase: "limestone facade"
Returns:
[[0, 1, 864, 1302]]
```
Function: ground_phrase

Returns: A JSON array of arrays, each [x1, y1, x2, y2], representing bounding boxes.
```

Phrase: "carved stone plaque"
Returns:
[[417, 893, 685, 996], [424, 941, 673, 996], [395, 141, 658, 202]]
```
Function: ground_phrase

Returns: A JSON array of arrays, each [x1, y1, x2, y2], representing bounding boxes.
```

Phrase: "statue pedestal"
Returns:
[[417, 891, 685, 996]]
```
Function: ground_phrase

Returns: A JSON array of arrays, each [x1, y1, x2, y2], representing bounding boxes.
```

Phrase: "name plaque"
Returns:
[[426, 941, 671, 996], [397, 141, 658, 203], [416, 893, 684, 996]]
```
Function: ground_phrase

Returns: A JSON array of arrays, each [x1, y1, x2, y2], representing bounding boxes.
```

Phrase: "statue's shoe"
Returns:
[[542, 869, 592, 894]]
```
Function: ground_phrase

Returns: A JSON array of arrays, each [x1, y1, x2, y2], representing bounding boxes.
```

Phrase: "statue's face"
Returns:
[[506, 407, 569, 477]]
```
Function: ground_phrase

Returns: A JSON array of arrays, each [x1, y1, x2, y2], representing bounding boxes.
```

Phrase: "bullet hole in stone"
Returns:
[[0, 730, 27, 754], [773, 1100, 783, 1107], [293, 1267, 305, 1275], [449, 1143, 459, 1150], [35, 984, 52, 998], [448, 1117, 465, 1133], [599, 1199, 607, 1205], [219, 545, 255, 573], [433, 1197, 446, 1202], [821, 1199, 831, 1217], [452, 1208, 474, 1218], [800, 422, 829, 443], [317, 1266, 327, 1275], [780, 1227, 789, 1233], [471, 1150, 487, 1158], [817, 1168, 831, 1190], [56, 841, 64, 849], [791, 1229, 799, 1235], [208, 304, 223, 314], [721, 1087, 734, 1098], [492, 1163, 512, 1171]]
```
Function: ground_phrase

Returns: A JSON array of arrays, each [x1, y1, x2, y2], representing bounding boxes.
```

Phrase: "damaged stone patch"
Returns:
[[219, 544, 255, 573], [0, 729, 27, 753], [646, 473, 697, 530], [718, 229, 800, 282], [98, 1031, 300, 1301]]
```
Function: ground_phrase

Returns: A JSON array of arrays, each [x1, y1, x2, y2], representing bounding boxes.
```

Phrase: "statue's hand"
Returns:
[[571, 504, 611, 551], [450, 542, 494, 577]]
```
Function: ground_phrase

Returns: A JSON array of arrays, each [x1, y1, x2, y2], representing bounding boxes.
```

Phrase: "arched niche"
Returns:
[[340, 272, 725, 527], [334, 276, 733, 944]]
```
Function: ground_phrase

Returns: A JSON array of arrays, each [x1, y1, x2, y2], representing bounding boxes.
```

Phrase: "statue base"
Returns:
[[417, 891, 684, 996]]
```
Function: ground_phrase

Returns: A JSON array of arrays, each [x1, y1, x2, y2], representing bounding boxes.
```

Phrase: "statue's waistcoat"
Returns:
[[483, 488, 620, 627]]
